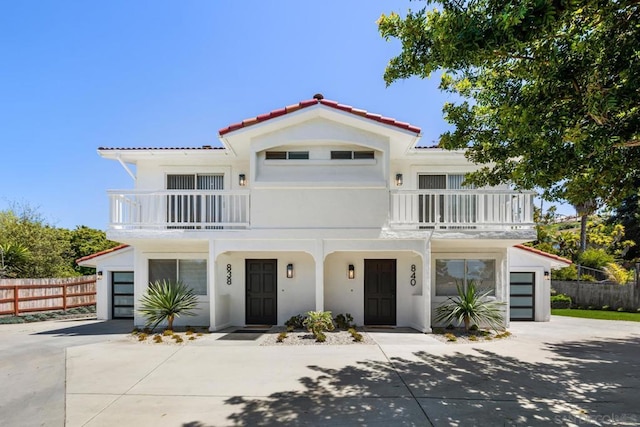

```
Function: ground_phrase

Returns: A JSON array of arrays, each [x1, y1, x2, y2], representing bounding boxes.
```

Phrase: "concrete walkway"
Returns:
[[2, 317, 639, 426]]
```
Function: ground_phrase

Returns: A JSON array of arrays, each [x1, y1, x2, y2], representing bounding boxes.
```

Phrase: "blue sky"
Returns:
[[0, 1, 573, 230]]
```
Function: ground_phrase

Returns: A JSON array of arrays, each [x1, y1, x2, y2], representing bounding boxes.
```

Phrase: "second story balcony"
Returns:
[[389, 190, 535, 231], [107, 188, 535, 233], [108, 190, 250, 230]]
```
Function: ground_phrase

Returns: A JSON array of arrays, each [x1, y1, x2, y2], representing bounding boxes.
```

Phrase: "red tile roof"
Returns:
[[218, 96, 422, 136], [514, 244, 572, 265], [98, 146, 224, 151], [76, 244, 130, 264]]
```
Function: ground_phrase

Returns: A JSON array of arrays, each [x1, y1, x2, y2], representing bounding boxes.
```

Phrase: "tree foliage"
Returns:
[[608, 187, 640, 261], [379, 0, 640, 209], [531, 214, 635, 263], [0, 204, 120, 278]]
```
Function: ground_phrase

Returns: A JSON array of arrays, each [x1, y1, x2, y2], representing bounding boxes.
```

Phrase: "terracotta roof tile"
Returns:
[[514, 244, 572, 265], [75, 244, 130, 264], [98, 146, 225, 150], [218, 97, 422, 136]]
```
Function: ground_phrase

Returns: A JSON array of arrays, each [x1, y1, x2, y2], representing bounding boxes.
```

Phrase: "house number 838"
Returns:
[[410, 264, 416, 286]]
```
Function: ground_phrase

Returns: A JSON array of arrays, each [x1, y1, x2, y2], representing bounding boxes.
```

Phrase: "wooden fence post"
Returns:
[[62, 283, 67, 311], [13, 285, 19, 316]]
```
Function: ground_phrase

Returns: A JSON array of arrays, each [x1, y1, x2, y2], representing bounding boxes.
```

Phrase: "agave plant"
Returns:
[[434, 281, 505, 331], [138, 280, 199, 330]]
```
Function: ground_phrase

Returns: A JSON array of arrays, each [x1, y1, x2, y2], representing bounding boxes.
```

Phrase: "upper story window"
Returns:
[[331, 150, 375, 160], [265, 151, 309, 160], [167, 174, 224, 190]]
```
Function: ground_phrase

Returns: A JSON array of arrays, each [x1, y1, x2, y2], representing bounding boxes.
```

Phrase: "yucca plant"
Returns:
[[434, 281, 505, 331], [138, 280, 199, 331]]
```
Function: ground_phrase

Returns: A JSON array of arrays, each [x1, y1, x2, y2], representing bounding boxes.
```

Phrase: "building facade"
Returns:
[[81, 95, 542, 331]]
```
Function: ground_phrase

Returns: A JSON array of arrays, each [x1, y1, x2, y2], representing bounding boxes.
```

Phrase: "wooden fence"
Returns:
[[0, 275, 96, 316]]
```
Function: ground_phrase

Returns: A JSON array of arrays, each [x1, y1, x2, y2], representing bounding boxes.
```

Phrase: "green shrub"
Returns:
[[603, 263, 634, 284], [550, 294, 572, 309], [347, 327, 363, 342], [552, 265, 577, 281], [578, 248, 614, 269], [285, 314, 306, 330], [303, 311, 334, 341], [579, 274, 597, 282], [334, 313, 355, 330], [602, 305, 610, 311], [276, 332, 288, 343], [444, 333, 457, 342]]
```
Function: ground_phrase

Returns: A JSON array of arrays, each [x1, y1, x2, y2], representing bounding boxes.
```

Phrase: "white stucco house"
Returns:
[[78, 94, 570, 331]]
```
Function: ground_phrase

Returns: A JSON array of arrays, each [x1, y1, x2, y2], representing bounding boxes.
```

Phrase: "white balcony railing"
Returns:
[[108, 190, 250, 230], [389, 190, 535, 230]]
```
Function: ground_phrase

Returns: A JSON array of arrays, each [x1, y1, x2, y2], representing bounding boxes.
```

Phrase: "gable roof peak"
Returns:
[[218, 96, 421, 136]]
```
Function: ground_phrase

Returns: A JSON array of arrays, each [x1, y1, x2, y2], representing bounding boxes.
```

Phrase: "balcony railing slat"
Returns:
[[108, 190, 250, 230], [390, 190, 535, 230]]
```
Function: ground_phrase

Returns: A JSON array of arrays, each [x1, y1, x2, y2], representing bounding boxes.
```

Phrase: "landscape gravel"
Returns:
[[259, 327, 376, 346]]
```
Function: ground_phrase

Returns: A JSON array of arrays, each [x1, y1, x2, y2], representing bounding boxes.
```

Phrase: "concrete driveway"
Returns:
[[1, 317, 639, 426]]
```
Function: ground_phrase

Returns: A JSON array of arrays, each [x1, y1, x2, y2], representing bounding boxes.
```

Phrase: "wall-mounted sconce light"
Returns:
[[348, 264, 355, 279], [395, 173, 403, 186], [286, 263, 294, 278], [97, 271, 103, 280], [544, 271, 550, 280], [239, 174, 246, 186]]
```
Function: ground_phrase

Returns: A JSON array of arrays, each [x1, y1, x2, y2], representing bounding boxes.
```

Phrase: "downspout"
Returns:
[[116, 155, 136, 182]]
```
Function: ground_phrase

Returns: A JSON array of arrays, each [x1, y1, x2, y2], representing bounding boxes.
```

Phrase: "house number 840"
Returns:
[[410, 264, 416, 286]]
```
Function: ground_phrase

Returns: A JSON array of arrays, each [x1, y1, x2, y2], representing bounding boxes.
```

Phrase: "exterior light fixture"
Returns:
[[395, 173, 403, 186], [348, 264, 355, 279], [286, 263, 294, 278], [544, 271, 550, 280], [239, 174, 246, 186], [97, 271, 103, 280]]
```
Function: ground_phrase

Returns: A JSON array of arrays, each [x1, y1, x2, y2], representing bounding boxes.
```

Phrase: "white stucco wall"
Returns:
[[83, 248, 134, 321], [214, 251, 316, 328], [430, 247, 509, 328], [508, 247, 558, 322], [323, 251, 424, 328]]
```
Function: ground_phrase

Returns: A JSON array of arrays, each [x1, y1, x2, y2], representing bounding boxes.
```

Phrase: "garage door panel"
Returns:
[[510, 284, 533, 295], [509, 272, 535, 321]]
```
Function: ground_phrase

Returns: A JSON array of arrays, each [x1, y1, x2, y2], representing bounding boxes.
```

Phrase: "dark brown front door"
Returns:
[[245, 259, 277, 325], [364, 259, 397, 325]]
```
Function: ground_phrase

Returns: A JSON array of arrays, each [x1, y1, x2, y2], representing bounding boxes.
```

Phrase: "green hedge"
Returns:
[[550, 294, 572, 309]]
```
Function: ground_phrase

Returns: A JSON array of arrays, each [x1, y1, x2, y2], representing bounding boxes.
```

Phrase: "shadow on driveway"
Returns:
[[34, 319, 132, 336], [180, 335, 640, 426]]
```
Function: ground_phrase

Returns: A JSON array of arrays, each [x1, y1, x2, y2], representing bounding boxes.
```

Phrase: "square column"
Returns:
[[208, 239, 218, 331], [422, 239, 432, 332], [314, 239, 324, 311]]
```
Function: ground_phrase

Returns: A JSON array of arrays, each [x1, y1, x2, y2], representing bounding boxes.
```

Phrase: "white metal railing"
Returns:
[[108, 190, 250, 230], [389, 190, 535, 230]]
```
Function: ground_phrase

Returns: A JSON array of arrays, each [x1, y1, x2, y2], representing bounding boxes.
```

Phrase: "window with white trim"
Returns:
[[435, 259, 496, 296], [149, 259, 207, 296]]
